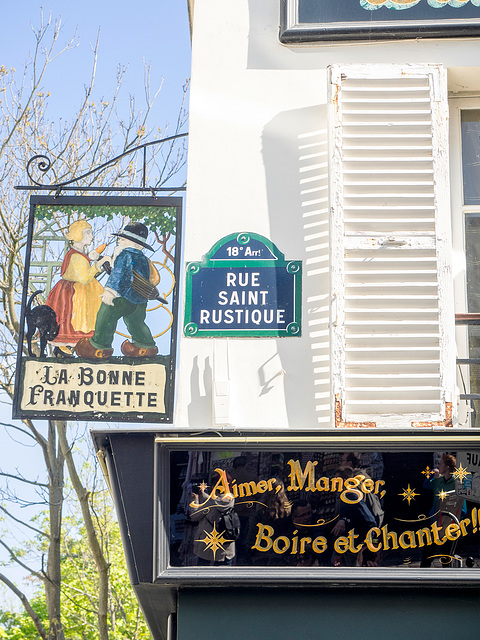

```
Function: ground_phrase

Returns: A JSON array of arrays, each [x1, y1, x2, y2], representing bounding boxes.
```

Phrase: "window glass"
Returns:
[[461, 110, 480, 205], [169, 450, 480, 569], [465, 213, 480, 426]]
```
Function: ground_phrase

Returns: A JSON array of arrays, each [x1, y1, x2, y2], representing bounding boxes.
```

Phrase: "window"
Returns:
[[329, 64, 455, 429], [451, 101, 480, 428], [155, 436, 480, 580]]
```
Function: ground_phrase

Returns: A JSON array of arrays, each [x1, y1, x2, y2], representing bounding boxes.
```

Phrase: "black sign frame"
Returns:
[[154, 433, 480, 585], [280, 0, 480, 43], [13, 195, 182, 423]]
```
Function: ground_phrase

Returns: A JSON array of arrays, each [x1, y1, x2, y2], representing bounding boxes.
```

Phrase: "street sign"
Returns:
[[184, 233, 302, 337]]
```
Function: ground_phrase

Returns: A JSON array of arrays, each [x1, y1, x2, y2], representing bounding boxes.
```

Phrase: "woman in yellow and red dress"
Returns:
[[47, 219, 109, 355]]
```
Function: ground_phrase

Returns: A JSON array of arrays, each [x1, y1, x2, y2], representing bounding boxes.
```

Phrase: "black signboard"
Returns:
[[280, 0, 480, 43], [167, 447, 480, 570], [13, 195, 181, 423]]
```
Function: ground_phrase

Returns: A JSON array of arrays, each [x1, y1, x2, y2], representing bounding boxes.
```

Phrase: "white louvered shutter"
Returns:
[[329, 64, 456, 429]]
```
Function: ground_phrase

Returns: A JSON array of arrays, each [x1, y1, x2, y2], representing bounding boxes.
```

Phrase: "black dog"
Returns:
[[25, 290, 60, 358]]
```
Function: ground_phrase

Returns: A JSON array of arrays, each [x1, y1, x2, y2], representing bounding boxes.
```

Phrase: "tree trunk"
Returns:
[[57, 421, 110, 640], [45, 421, 65, 640]]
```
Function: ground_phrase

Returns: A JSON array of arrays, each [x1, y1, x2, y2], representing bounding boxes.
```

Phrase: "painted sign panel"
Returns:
[[13, 195, 181, 423], [169, 449, 479, 569], [280, 0, 480, 42], [184, 233, 302, 337]]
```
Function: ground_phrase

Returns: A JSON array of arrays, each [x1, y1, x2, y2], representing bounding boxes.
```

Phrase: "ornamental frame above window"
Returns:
[[279, 0, 480, 44]]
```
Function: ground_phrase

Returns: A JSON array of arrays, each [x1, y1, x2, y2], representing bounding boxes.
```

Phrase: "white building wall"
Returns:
[[175, 0, 480, 430]]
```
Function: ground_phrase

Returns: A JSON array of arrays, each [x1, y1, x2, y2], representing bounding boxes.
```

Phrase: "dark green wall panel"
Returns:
[[178, 588, 480, 640]]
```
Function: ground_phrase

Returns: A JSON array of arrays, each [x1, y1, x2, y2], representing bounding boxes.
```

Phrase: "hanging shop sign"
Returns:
[[280, 0, 480, 43], [13, 195, 182, 423], [183, 232, 302, 337]]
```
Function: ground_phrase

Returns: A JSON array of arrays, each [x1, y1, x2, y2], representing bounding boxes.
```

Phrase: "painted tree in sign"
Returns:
[[35, 204, 178, 265]]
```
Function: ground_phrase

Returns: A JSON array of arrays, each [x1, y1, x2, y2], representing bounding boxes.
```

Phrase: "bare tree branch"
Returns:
[[0, 572, 48, 639], [0, 470, 48, 487], [0, 538, 46, 582], [0, 502, 49, 538]]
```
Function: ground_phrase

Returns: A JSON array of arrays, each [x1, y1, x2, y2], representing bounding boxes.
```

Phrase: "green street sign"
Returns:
[[184, 232, 302, 338]]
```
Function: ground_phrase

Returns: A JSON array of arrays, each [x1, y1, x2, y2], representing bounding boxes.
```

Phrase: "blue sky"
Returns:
[[0, 0, 191, 608], [1, 1, 191, 134]]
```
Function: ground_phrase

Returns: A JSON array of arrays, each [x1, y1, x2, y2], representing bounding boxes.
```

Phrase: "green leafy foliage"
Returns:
[[0, 481, 152, 640], [59, 495, 151, 640], [0, 597, 47, 640], [35, 204, 177, 235]]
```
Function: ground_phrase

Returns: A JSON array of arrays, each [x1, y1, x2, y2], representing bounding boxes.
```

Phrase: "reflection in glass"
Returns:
[[462, 110, 480, 206], [169, 450, 480, 569]]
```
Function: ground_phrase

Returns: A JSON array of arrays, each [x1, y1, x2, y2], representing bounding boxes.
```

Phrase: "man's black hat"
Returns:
[[113, 222, 154, 251]]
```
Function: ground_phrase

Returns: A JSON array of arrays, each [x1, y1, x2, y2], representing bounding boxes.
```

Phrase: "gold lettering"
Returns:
[[347, 530, 363, 553], [459, 518, 470, 538], [340, 488, 363, 505], [361, 478, 374, 494], [233, 477, 275, 498], [312, 536, 327, 554], [287, 459, 317, 491], [273, 536, 290, 554], [290, 531, 299, 555], [267, 478, 277, 492], [365, 527, 381, 552], [210, 468, 231, 498], [415, 527, 432, 548], [399, 530, 417, 550], [237, 481, 257, 497], [331, 477, 343, 493], [431, 521, 444, 546], [444, 523, 461, 541], [300, 537, 313, 554], [375, 480, 386, 499], [381, 525, 399, 551], [256, 480, 268, 493], [334, 536, 349, 554], [252, 523, 274, 552], [344, 476, 361, 490], [315, 477, 330, 492]]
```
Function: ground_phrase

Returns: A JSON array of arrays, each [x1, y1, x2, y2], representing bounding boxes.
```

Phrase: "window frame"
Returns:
[[154, 433, 480, 586], [449, 98, 480, 428]]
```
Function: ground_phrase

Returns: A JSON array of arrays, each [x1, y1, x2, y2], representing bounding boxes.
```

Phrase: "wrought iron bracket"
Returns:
[[15, 133, 188, 195]]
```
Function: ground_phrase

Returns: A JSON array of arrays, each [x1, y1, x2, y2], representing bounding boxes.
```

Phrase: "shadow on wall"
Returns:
[[187, 355, 213, 426], [262, 104, 330, 427]]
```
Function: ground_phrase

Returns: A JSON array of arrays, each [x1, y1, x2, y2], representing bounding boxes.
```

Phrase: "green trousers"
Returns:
[[90, 298, 155, 350]]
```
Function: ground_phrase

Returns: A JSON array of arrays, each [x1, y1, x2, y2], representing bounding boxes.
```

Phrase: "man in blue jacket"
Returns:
[[76, 222, 158, 359]]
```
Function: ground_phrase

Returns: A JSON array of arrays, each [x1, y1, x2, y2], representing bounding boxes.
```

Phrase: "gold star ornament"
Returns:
[[399, 485, 419, 505], [421, 466, 434, 479], [195, 521, 234, 560], [452, 463, 471, 485]]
